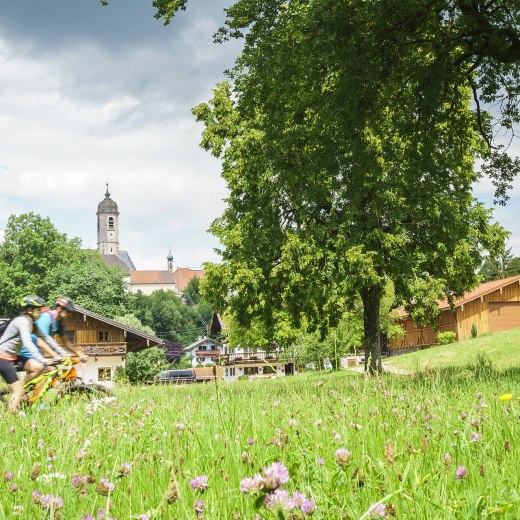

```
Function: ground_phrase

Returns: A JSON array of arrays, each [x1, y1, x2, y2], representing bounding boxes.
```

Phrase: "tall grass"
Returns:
[[0, 371, 518, 519]]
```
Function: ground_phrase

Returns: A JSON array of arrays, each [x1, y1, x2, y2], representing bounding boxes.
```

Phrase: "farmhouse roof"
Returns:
[[183, 336, 223, 352], [438, 275, 520, 310], [102, 252, 136, 274], [74, 304, 164, 351], [130, 270, 175, 285], [173, 267, 205, 292]]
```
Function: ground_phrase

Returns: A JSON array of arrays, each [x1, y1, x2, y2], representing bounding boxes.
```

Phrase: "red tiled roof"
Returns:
[[130, 270, 175, 284], [173, 267, 205, 292]]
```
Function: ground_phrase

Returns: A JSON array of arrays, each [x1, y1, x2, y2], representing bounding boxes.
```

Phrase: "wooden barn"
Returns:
[[389, 275, 520, 353], [55, 305, 164, 385]]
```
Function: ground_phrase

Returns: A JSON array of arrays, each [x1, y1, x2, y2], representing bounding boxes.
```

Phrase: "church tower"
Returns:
[[167, 246, 174, 273], [97, 183, 120, 255]]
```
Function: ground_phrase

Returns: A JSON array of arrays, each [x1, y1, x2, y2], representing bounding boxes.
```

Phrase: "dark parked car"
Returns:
[[155, 369, 196, 384]]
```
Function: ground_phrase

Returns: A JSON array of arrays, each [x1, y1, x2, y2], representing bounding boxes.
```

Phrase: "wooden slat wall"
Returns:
[[486, 281, 520, 302], [54, 316, 125, 345], [456, 299, 488, 341]]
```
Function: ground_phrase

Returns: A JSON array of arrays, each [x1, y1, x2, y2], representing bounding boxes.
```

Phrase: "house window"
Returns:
[[244, 367, 258, 375], [108, 217, 114, 230], [98, 367, 112, 381], [206, 345, 212, 351], [230, 367, 236, 376], [98, 331, 110, 342], [264, 365, 276, 374]]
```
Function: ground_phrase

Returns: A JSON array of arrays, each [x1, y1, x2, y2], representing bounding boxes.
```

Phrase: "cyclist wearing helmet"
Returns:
[[0, 296, 48, 412], [29, 296, 87, 362]]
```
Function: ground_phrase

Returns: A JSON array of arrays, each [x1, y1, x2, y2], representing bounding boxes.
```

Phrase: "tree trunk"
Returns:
[[361, 285, 382, 374]]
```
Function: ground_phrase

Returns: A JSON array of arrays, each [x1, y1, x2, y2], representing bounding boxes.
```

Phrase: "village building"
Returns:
[[389, 275, 520, 353], [96, 185, 204, 295], [56, 304, 163, 386], [182, 335, 293, 383]]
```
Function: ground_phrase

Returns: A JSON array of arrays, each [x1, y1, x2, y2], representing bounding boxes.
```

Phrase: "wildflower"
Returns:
[[194, 499, 204, 513], [317, 458, 324, 465], [459, 412, 468, 420], [190, 475, 209, 491], [10, 483, 17, 492], [470, 432, 482, 443], [336, 448, 352, 467], [3, 471, 13, 481], [301, 498, 317, 515], [262, 462, 290, 490], [138, 515, 150, 520], [118, 462, 132, 477], [13, 505, 24, 516], [164, 475, 180, 503], [289, 419, 297, 427], [37, 494, 62, 509], [96, 477, 115, 495], [240, 474, 264, 494], [455, 466, 468, 479], [82, 515, 94, 520], [368, 503, 387, 518], [247, 438, 255, 445], [499, 394, 513, 401], [30, 462, 41, 480], [452, 429, 459, 436], [8, 426, 15, 433], [315, 419, 323, 425], [264, 489, 296, 511], [72, 474, 88, 488], [444, 453, 452, 466], [32, 490, 42, 503], [292, 491, 307, 507], [384, 440, 394, 466]]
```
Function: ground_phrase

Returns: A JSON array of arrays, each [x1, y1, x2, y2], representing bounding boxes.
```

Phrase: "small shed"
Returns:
[[389, 275, 520, 352]]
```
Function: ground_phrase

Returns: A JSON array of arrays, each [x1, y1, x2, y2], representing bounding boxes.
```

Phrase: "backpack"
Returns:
[[0, 318, 14, 337]]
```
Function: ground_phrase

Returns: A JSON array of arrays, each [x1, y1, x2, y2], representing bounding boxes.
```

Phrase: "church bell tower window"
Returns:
[[108, 217, 114, 230]]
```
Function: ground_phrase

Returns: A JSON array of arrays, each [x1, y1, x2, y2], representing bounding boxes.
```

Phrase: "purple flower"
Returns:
[[262, 462, 290, 490], [138, 515, 150, 520], [82, 516, 95, 520], [53, 497, 64, 510], [301, 498, 317, 515], [264, 489, 296, 511], [317, 457, 324, 465], [190, 475, 209, 491], [194, 499, 204, 513], [369, 502, 387, 518], [292, 491, 307, 507], [460, 412, 468, 420], [336, 448, 352, 467], [10, 483, 17, 493], [119, 463, 132, 476], [38, 494, 53, 509], [97, 477, 115, 495], [247, 438, 255, 445], [240, 474, 264, 494], [455, 466, 468, 479], [3, 471, 13, 481], [32, 491, 42, 503], [471, 432, 482, 443], [72, 473, 88, 488]]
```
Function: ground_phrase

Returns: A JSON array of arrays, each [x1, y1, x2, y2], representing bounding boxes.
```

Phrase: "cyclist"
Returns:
[[24, 296, 87, 363], [0, 296, 49, 412]]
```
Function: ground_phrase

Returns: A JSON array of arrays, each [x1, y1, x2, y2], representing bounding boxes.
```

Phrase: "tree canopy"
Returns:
[[186, 0, 513, 371]]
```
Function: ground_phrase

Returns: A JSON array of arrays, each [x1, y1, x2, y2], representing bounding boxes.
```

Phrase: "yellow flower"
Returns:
[[499, 394, 513, 401]]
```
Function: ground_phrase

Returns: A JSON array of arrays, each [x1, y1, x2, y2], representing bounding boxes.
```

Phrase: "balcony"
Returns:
[[77, 343, 126, 355], [215, 351, 282, 365]]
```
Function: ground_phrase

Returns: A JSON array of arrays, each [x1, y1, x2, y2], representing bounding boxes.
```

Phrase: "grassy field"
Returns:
[[383, 327, 520, 373], [0, 370, 519, 519]]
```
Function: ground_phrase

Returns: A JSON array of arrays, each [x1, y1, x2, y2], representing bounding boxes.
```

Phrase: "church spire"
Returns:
[[105, 182, 110, 198], [167, 246, 174, 272]]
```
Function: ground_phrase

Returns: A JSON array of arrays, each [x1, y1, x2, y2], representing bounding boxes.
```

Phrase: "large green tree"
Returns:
[[0, 213, 81, 315], [193, 2, 510, 372]]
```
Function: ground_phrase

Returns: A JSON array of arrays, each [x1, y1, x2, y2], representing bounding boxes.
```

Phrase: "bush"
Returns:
[[471, 323, 478, 338], [437, 331, 457, 345], [125, 347, 168, 383]]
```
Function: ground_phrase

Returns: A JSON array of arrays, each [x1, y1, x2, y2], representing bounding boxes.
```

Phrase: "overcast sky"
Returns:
[[0, 0, 519, 272]]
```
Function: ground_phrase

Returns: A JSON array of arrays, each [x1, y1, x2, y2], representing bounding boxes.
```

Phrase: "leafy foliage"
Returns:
[[112, 314, 156, 336], [0, 213, 81, 315], [43, 249, 129, 318], [479, 247, 520, 281], [437, 331, 457, 345], [124, 346, 168, 383], [194, 2, 508, 371]]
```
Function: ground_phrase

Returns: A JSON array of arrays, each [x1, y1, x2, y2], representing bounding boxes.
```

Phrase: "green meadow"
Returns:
[[0, 370, 519, 519]]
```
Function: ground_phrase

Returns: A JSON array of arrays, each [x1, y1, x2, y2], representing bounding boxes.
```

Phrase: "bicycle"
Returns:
[[0, 358, 112, 408]]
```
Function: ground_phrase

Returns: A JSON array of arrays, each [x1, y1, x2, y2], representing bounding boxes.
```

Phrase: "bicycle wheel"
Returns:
[[54, 383, 111, 404]]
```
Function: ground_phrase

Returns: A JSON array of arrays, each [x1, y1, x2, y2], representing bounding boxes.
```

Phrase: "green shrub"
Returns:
[[125, 346, 168, 383], [471, 323, 478, 338], [437, 331, 457, 345]]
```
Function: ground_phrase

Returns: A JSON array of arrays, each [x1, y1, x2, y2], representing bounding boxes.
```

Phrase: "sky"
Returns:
[[0, 0, 519, 272]]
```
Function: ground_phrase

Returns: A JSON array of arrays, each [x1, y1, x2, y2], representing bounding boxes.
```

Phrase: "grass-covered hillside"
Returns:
[[384, 327, 520, 373]]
